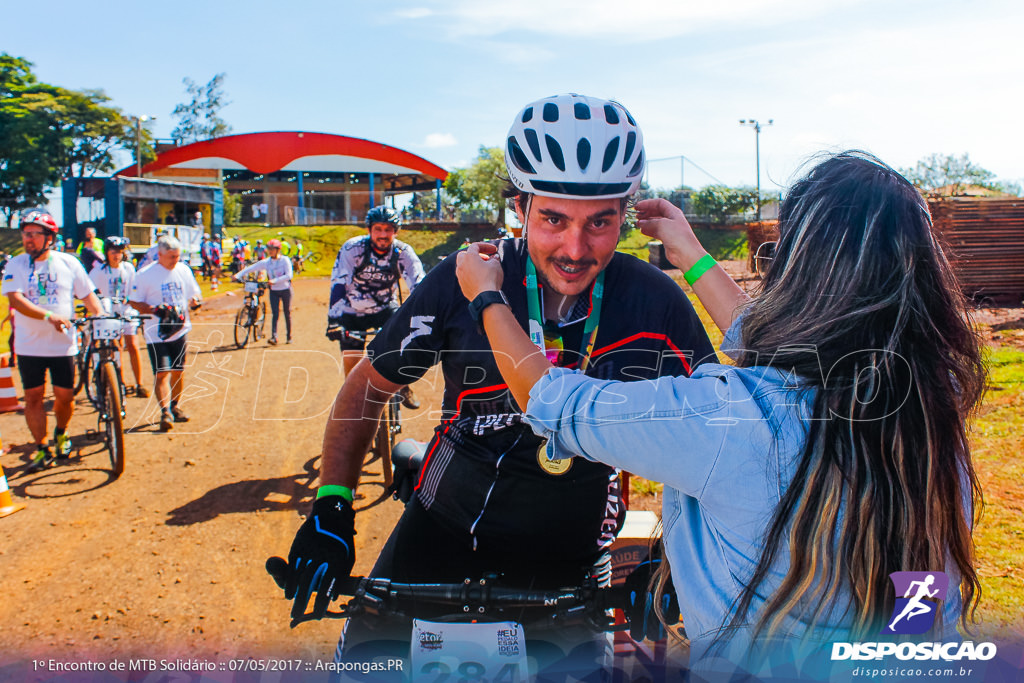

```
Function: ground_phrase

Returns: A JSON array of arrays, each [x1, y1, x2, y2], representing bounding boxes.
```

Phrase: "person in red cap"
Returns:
[[2, 211, 104, 470], [233, 238, 293, 344]]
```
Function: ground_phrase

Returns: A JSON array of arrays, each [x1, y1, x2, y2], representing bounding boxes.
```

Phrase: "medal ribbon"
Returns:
[[525, 257, 603, 374]]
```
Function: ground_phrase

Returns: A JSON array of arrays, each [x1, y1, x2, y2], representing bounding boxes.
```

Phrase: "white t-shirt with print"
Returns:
[[89, 261, 137, 308], [1, 251, 97, 357], [129, 262, 201, 344], [234, 256, 293, 291]]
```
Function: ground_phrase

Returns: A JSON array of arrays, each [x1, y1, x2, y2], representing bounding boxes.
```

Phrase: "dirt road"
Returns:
[[0, 278, 443, 677]]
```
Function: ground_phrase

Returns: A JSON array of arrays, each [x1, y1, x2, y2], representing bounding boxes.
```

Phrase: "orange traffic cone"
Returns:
[[0, 461, 24, 518], [0, 356, 22, 413]]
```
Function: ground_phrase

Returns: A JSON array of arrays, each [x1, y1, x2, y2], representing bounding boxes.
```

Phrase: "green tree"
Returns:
[[900, 153, 1002, 195], [655, 186, 693, 211], [222, 188, 242, 226], [0, 54, 62, 219], [53, 88, 138, 180], [171, 73, 232, 145], [689, 185, 758, 224], [443, 146, 507, 227], [1, 54, 145, 220]]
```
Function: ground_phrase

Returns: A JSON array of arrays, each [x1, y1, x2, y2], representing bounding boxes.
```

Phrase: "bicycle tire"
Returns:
[[101, 361, 125, 477], [73, 329, 89, 395], [307, 252, 322, 264], [254, 299, 266, 340], [234, 304, 251, 349], [374, 410, 393, 489], [86, 350, 105, 408]]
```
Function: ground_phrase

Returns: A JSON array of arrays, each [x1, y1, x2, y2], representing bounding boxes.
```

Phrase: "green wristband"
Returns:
[[43, 310, 53, 320], [684, 254, 716, 286], [317, 485, 354, 502]]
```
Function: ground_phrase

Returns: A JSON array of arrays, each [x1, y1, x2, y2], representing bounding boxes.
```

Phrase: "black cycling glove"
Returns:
[[624, 545, 680, 642], [325, 317, 345, 341], [279, 495, 356, 624]]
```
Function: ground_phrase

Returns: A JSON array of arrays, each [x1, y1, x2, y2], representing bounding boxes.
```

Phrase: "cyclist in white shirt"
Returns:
[[128, 235, 202, 432], [88, 236, 149, 398], [1, 211, 104, 470], [233, 238, 294, 345]]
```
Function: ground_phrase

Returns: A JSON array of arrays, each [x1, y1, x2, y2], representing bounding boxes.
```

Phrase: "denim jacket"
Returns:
[[524, 316, 963, 673]]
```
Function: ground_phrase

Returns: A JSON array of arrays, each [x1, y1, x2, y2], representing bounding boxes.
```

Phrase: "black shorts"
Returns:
[[338, 309, 394, 352], [17, 355, 75, 391], [147, 336, 188, 373]]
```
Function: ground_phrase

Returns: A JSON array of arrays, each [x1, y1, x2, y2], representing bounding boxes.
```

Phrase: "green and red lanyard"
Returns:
[[525, 257, 604, 374]]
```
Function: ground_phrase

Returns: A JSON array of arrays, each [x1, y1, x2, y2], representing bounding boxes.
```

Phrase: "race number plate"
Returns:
[[91, 318, 122, 340], [244, 281, 259, 293], [411, 619, 528, 683]]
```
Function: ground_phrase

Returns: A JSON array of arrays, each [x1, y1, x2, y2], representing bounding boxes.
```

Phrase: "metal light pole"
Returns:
[[134, 115, 155, 177], [739, 119, 772, 220]]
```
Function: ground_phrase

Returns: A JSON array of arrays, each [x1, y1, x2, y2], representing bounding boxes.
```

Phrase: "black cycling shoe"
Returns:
[[398, 385, 420, 410]]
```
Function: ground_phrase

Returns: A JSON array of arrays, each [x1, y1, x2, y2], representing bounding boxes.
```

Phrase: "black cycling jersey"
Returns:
[[369, 238, 717, 566]]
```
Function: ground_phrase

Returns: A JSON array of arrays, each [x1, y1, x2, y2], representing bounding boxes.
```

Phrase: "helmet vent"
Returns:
[[623, 132, 637, 164], [507, 137, 536, 174], [603, 104, 619, 125], [545, 135, 566, 172], [574, 103, 591, 120], [522, 106, 534, 123], [524, 128, 542, 161], [628, 151, 645, 178], [602, 136, 620, 173], [576, 139, 591, 172], [543, 102, 559, 122]]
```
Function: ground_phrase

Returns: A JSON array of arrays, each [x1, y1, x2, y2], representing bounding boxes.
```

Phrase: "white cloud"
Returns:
[[393, 7, 433, 19], [422, 0, 859, 41], [422, 133, 458, 147]]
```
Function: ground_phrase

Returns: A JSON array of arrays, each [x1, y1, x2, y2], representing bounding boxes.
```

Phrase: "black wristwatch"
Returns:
[[468, 290, 511, 334]]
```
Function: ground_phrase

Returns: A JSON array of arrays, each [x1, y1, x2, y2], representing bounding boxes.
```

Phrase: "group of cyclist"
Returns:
[[3, 214, 204, 467]]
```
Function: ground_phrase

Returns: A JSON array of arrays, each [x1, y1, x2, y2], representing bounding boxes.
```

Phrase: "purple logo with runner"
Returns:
[[883, 571, 949, 635]]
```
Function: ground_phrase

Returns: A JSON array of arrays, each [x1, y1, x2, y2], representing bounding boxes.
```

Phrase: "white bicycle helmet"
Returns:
[[505, 94, 645, 200]]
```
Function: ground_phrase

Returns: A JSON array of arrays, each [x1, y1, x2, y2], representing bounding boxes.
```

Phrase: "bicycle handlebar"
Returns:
[[265, 557, 629, 630]]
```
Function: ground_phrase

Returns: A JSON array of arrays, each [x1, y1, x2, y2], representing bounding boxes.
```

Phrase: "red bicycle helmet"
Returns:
[[21, 210, 59, 235]]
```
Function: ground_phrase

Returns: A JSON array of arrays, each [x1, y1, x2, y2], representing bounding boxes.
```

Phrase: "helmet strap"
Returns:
[[520, 194, 533, 241]]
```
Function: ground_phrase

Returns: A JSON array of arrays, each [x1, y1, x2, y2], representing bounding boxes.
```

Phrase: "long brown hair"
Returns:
[[671, 152, 985, 648]]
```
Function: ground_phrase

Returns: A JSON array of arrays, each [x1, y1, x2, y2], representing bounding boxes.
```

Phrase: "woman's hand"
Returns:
[[455, 242, 504, 301], [635, 198, 707, 271]]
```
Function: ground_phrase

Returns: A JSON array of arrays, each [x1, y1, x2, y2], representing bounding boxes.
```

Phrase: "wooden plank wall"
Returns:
[[929, 198, 1024, 303]]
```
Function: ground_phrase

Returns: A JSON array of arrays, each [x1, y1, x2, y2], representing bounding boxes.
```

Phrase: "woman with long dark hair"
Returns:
[[455, 151, 984, 675]]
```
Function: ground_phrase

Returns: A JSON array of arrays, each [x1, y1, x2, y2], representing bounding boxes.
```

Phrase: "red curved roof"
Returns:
[[133, 131, 448, 180]]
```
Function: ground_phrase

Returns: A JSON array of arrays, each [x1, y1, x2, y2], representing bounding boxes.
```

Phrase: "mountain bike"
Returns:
[[265, 561, 648, 681], [72, 311, 148, 478], [291, 251, 320, 274], [343, 327, 402, 494], [233, 279, 268, 349]]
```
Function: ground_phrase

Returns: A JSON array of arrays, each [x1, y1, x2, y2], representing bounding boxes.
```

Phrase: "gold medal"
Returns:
[[536, 439, 572, 476]]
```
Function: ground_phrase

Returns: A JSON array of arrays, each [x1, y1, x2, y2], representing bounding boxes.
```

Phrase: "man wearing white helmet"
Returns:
[[270, 95, 715, 679]]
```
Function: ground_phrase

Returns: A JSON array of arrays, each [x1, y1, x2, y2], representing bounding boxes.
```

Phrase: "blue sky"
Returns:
[[5, 0, 1022, 193]]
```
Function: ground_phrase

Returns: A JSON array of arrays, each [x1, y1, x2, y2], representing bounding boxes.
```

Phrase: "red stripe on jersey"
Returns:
[[591, 332, 693, 376]]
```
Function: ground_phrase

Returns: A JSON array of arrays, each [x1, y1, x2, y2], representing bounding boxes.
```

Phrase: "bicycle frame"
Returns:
[[234, 280, 269, 348]]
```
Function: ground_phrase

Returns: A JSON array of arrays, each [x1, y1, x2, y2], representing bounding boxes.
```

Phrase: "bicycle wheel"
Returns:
[[374, 410, 393, 489], [307, 252, 321, 265], [73, 330, 89, 396], [101, 361, 125, 477], [85, 350, 103, 408], [234, 304, 251, 349], [254, 299, 267, 340]]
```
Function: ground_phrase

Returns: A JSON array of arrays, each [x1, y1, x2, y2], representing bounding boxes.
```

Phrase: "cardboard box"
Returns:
[[610, 509, 660, 586]]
